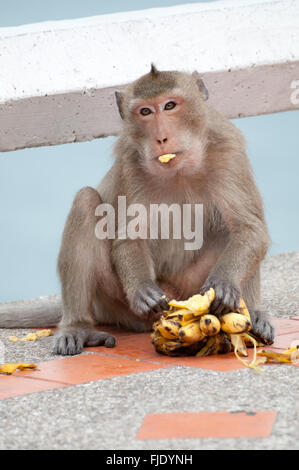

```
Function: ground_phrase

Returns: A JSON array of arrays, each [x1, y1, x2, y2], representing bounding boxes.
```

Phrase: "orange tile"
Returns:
[[86, 333, 153, 357], [90, 333, 265, 372], [0, 375, 67, 400], [270, 332, 299, 350], [136, 410, 277, 440], [271, 318, 299, 336], [94, 325, 138, 338], [17, 354, 169, 385]]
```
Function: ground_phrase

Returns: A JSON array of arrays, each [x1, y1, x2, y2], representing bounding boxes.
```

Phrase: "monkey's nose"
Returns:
[[157, 137, 168, 145]]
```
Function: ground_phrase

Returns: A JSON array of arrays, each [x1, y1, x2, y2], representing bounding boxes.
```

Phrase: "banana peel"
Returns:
[[168, 288, 215, 315], [0, 363, 37, 375], [9, 329, 53, 342], [257, 341, 299, 364]]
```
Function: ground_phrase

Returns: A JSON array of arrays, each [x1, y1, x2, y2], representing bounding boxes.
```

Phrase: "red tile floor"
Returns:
[[0, 316, 298, 439]]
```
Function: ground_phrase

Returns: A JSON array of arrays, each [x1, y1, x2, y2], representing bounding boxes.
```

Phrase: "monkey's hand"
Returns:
[[130, 281, 170, 321], [199, 277, 241, 317], [53, 327, 115, 356]]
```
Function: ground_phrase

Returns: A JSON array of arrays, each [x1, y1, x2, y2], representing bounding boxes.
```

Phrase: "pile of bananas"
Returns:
[[151, 288, 256, 357]]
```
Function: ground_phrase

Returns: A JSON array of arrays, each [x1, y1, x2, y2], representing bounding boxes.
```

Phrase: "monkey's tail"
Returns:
[[0, 294, 62, 328]]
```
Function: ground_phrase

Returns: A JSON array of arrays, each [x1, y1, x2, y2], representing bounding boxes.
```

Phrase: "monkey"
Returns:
[[0, 64, 275, 354]]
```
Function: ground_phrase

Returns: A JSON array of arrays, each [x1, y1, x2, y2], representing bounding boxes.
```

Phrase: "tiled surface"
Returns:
[[0, 375, 68, 400], [271, 317, 299, 336], [0, 317, 298, 404], [136, 410, 278, 440], [17, 353, 169, 385]]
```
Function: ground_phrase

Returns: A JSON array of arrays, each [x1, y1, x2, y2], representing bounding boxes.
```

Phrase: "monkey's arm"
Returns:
[[111, 239, 169, 319], [202, 157, 270, 314]]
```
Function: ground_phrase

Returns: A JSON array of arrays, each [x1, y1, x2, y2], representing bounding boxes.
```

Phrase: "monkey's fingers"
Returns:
[[132, 282, 170, 319], [202, 280, 241, 317]]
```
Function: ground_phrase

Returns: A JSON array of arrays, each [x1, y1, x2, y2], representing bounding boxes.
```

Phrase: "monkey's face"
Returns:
[[130, 93, 206, 177]]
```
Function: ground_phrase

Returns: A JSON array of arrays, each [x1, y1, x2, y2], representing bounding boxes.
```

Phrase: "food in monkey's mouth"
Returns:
[[151, 289, 281, 371], [158, 153, 177, 163]]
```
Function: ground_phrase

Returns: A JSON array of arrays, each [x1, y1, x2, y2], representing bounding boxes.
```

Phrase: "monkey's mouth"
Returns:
[[156, 151, 182, 166]]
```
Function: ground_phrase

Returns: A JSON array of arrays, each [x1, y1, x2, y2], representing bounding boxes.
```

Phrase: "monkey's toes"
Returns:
[[85, 331, 116, 348], [53, 331, 84, 356], [53, 329, 116, 355], [250, 311, 275, 345]]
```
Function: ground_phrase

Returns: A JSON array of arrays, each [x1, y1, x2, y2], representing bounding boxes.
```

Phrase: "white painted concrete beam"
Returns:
[[0, 0, 298, 152]]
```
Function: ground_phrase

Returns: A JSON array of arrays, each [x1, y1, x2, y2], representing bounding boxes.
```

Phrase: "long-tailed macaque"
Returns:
[[1, 65, 275, 354]]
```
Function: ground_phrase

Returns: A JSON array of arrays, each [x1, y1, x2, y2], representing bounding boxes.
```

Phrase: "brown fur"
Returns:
[[53, 66, 274, 354]]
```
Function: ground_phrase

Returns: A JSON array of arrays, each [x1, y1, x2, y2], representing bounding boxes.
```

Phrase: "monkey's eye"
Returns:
[[140, 107, 152, 116], [164, 101, 176, 111]]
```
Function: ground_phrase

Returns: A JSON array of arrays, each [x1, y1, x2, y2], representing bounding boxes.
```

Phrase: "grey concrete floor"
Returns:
[[0, 252, 298, 450]]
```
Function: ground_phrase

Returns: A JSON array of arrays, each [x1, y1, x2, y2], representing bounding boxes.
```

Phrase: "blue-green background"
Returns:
[[0, 0, 298, 302]]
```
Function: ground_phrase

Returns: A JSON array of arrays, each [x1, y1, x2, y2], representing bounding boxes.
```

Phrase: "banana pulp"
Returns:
[[158, 153, 176, 163], [151, 289, 261, 358]]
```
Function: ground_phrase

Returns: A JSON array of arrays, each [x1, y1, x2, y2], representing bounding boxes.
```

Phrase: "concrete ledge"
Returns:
[[0, 0, 299, 151]]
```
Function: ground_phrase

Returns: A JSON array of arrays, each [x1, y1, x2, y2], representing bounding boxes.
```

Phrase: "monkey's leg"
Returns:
[[242, 269, 275, 345], [54, 187, 115, 355]]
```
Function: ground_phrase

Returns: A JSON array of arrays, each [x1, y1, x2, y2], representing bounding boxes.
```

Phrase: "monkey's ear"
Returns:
[[115, 91, 125, 119], [150, 63, 159, 76], [192, 71, 209, 101]]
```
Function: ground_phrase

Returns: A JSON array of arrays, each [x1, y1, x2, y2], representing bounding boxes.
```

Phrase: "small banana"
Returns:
[[165, 308, 195, 322], [178, 321, 205, 343], [157, 318, 180, 339], [220, 312, 251, 334], [238, 298, 251, 320], [199, 314, 221, 336], [196, 332, 231, 356]]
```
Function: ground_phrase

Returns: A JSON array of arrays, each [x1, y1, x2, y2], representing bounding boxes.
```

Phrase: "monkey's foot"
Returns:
[[53, 327, 115, 356], [200, 278, 241, 316], [249, 310, 275, 345]]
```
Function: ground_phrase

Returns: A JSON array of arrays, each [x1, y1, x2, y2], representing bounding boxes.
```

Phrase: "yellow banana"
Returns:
[[157, 318, 180, 339], [178, 321, 205, 343], [169, 288, 215, 315], [199, 314, 221, 336], [220, 312, 251, 334], [151, 330, 169, 347], [238, 298, 251, 320], [165, 308, 195, 322], [196, 332, 231, 356]]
